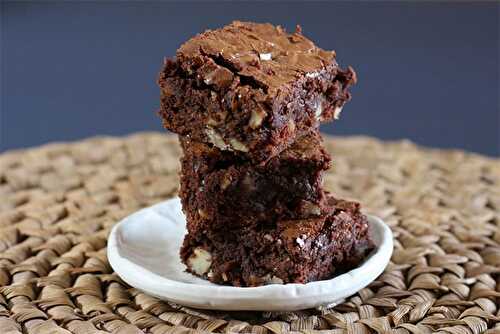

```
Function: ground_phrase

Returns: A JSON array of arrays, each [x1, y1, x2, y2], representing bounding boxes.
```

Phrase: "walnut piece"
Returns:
[[301, 201, 321, 216], [205, 127, 230, 150], [296, 237, 306, 248], [334, 106, 343, 119], [205, 127, 249, 152], [229, 138, 249, 152], [249, 109, 266, 129], [287, 119, 296, 133], [220, 174, 232, 190], [263, 234, 274, 242], [313, 96, 325, 120], [305, 72, 320, 78], [207, 118, 218, 126], [259, 53, 272, 61], [187, 248, 212, 276], [262, 274, 284, 285]]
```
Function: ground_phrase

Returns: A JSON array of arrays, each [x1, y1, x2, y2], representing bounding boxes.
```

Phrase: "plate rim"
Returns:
[[107, 197, 393, 311]]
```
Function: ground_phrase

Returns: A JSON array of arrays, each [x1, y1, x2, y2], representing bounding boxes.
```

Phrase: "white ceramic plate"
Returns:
[[108, 197, 393, 311]]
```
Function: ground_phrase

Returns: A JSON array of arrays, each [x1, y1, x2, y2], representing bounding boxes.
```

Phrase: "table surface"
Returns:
[[0, 133, 498, 334]]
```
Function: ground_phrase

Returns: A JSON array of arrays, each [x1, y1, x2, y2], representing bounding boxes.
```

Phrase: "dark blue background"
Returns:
[[2, 2, 499, 156]]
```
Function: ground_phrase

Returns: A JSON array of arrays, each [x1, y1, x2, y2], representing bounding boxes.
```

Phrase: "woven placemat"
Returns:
[[0, 132, 498, 334]]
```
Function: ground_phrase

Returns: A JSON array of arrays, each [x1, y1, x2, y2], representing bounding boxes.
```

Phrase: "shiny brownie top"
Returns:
[[176, 21, 345, 94]]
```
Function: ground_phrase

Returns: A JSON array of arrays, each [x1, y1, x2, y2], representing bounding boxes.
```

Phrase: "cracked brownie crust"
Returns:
[[180, 197, 374, 287], [158, 21, 356, 163], [179, 132, 331, 234]]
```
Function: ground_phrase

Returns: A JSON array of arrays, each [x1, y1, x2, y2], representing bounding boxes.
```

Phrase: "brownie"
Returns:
[[180, 197, 374, 287], [179, 132, 331, 233], [159, 21, 356, 163]]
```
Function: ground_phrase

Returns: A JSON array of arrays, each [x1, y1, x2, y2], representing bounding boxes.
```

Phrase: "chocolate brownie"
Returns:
[[180, 197, 374, 287], [179, 132, 331, 233], [159, 21, 356, 163]]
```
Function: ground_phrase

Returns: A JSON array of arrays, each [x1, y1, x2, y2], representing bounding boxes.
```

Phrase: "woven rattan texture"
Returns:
[[0, 133, 498, 334]]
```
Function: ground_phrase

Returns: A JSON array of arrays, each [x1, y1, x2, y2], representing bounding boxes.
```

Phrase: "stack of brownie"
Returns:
[[158, 21, 374, 287]]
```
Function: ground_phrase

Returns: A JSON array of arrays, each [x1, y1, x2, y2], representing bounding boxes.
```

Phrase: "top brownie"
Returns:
[[158, 21, 356, 163]]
